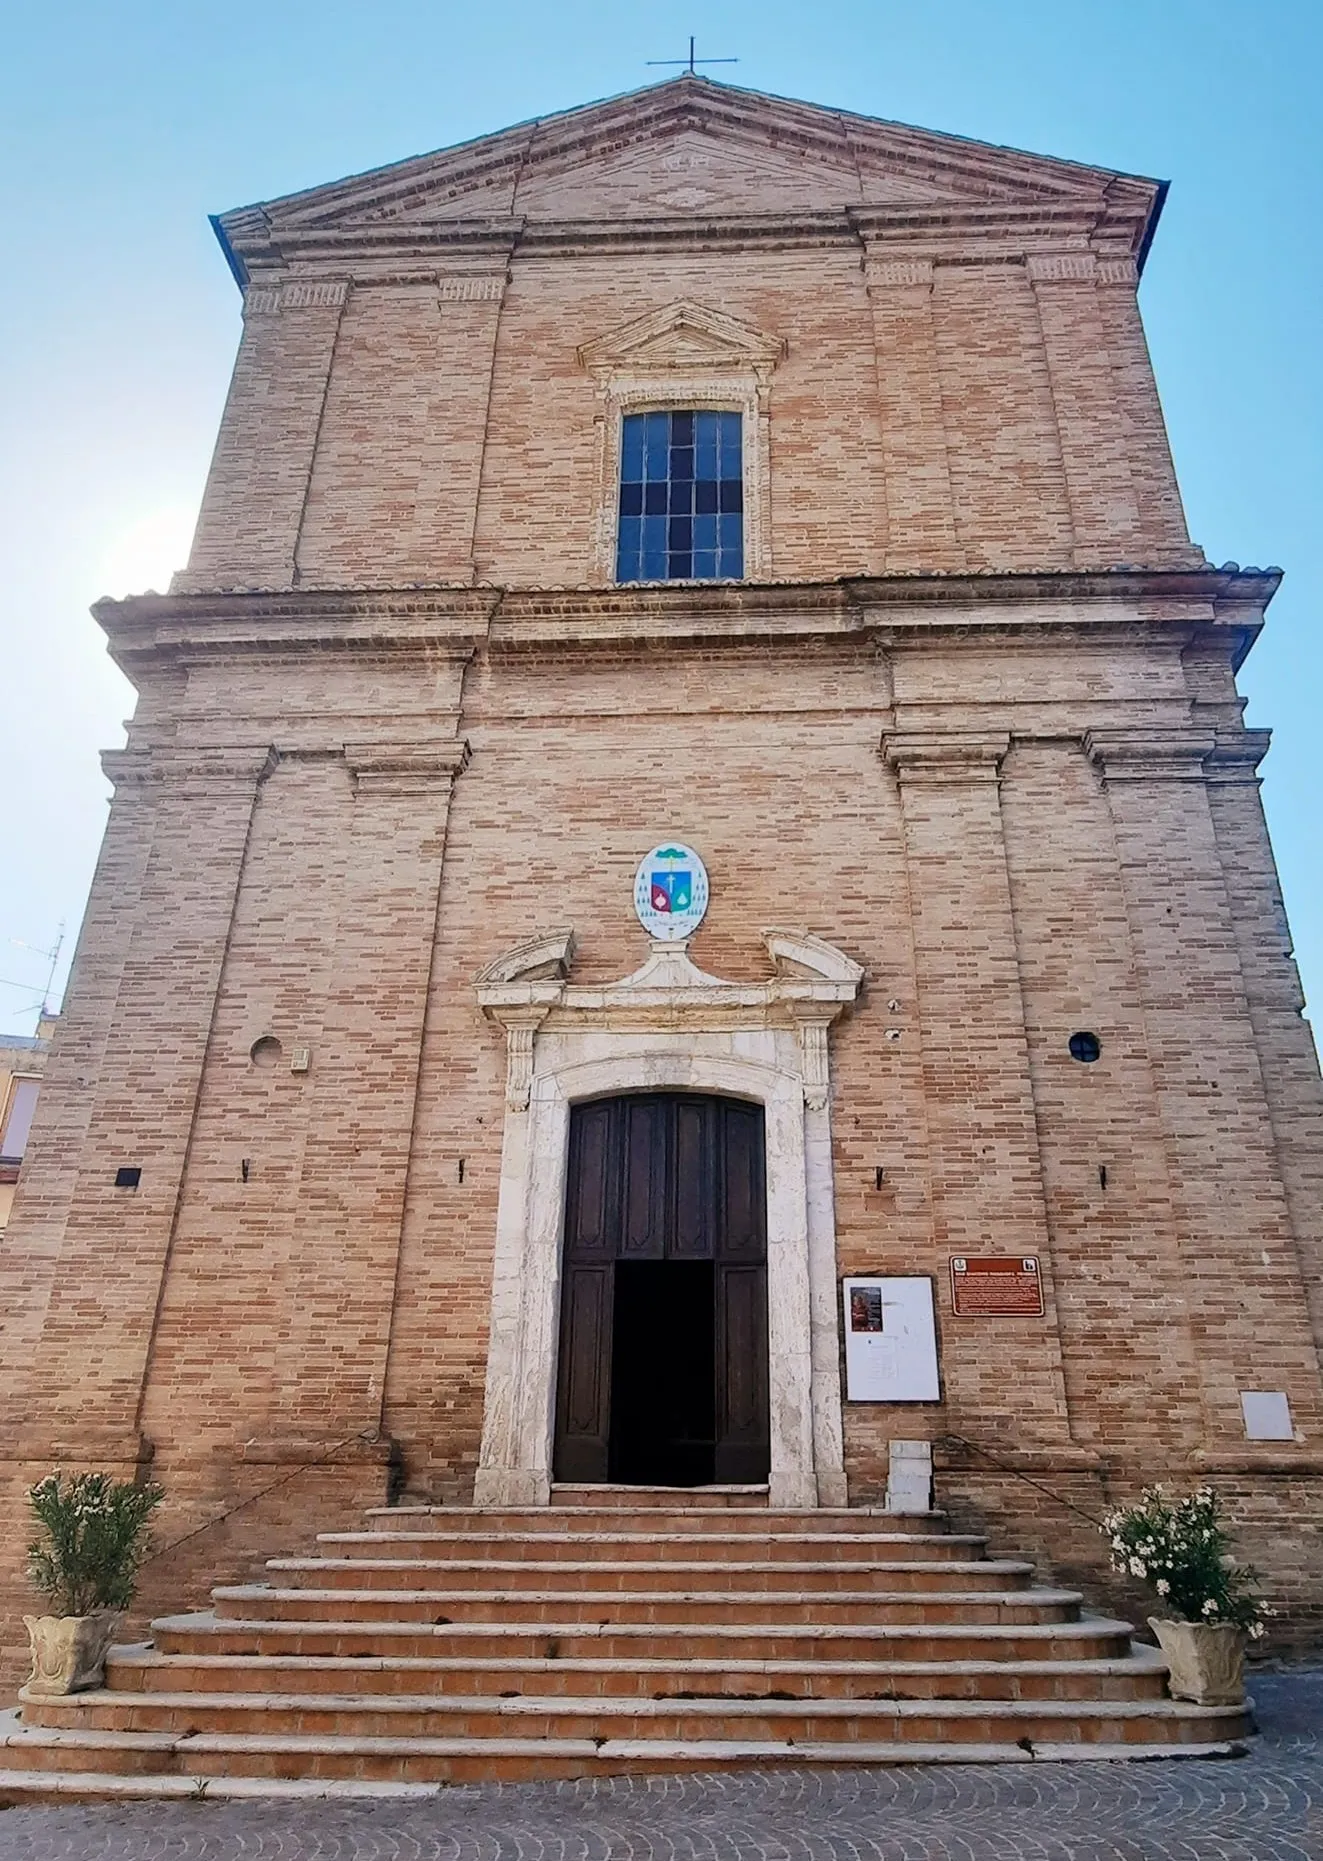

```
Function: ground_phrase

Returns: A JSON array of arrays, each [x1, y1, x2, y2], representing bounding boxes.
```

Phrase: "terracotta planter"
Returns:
[[1148, 1616, 1247, 1706], [22, 1610, 123, 1696]]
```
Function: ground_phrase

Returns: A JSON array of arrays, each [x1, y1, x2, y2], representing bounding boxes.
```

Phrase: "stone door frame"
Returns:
[[472, 930, 862, 1509]]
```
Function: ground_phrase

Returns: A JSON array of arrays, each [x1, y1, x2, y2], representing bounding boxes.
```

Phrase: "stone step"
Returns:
[[105, 1645, 1170, 1703], [0, 1497, 1251, 1797], [155, 1610, 1133, 1666], [323, 1530, 985, 1564], [0, 1727, 1250, 1798], [262, 1556, 1034, 1596], [367, 1504, 946, 1535], [210, 1582, 1081, 1627], [17, 1690, 1251, 1758], [552, 1484, 769, 1509]]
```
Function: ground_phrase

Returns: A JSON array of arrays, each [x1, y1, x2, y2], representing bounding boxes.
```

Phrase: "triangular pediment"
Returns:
[[215, 76, 1163, 264], [577, 301, 785, 378]]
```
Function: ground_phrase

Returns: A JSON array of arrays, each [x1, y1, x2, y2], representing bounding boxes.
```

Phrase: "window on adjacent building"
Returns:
[[0, 1077, 40, 1161], [616, 410, 744, 583]]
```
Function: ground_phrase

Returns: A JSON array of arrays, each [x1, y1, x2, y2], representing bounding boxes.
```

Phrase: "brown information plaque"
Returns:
[[950, 1255, 1044, 1317]]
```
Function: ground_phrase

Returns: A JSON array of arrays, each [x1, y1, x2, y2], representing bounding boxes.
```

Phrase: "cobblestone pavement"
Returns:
[[0, 1667, 1318, 1861]]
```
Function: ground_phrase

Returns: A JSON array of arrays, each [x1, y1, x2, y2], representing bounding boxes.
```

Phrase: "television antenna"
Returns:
[[5, 924, 64, 1019]]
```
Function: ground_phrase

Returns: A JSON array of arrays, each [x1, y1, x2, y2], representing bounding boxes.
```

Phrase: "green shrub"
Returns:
[[1101, 1485, 1267, 1635], [26, 1472, 164, 1617]]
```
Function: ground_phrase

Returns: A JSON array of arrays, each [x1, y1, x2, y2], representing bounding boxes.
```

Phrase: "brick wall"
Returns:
[[1, 85, 1318, 1681]]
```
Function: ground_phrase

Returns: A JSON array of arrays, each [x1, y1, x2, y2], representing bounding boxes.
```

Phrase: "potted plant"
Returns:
[[1102, 1484, 1268, 1706], [22, 1471, 164, 1697]]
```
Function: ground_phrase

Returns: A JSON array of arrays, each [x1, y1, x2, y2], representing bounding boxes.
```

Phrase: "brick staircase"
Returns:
[[0, 1488, 1250, 1800]]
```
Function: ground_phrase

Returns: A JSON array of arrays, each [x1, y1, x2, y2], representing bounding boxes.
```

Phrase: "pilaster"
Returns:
[[177, 283, 349, 591], [3, 745, 277, 1451], [1026, 252, 1141, 568], [0, 751, 164, 1392], [268, 740, 470, 1440], [1093, 257, 1201, 564], [1195, 732, 1323, 1360], [881, 731, 1071, 1442], [1085, 728, 1323, 1446], [861, 256, 962, 572]]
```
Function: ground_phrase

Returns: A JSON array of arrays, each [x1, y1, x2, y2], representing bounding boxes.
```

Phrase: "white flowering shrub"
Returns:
[[27, 1472, 164, 1617], [1101, 1485, 1268, 1637]]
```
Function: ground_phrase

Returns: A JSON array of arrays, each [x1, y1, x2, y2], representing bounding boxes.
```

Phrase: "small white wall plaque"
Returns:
[[842, 1276, 940, 1403], [1241, 1391, 1294, 1441], [633, 842, 710, 942]]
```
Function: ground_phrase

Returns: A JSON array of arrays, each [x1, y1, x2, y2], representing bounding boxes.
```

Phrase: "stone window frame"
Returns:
[[578, 302, 784, 586]]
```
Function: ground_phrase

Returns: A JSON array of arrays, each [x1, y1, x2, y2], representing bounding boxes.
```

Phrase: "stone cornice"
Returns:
[[219, 79, 1163, 282], [95, 568, 1278, 678], [237, 205, 1153, 279]]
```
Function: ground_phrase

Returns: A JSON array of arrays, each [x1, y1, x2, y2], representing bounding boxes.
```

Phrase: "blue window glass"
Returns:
[[616, 410, 743, 582]]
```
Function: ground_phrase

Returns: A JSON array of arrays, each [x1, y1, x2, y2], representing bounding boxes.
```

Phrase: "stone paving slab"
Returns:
[[0, 1665, 1317, 1860]]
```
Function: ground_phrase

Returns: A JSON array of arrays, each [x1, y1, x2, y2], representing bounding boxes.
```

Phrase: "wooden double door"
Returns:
[[553, 1093, 770, 1487]]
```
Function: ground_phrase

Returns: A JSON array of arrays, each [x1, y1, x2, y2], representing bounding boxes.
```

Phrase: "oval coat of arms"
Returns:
[[633, 842, 710, 943]]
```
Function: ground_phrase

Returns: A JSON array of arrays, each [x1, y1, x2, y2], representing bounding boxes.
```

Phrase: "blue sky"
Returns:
[[1, 1, 1319, 1038]]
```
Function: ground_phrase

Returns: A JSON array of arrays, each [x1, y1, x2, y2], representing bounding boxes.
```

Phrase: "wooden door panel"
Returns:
[[566, 1099, 617, 1257], [553, 1263, 611, 1482], [716, 1263, 769, 1436], [622, 1098, 666, 1258], [672, 1096, 714, 1257], [720, 1100, 765, 1258], [554, 1093, 769, 1487]]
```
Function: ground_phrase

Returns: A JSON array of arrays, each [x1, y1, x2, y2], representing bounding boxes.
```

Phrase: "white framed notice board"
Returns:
[[842, 1276, 940, 1402]]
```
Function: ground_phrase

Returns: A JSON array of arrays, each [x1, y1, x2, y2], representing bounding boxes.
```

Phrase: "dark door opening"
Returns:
[[553, 1092, 770, 1487], [610, 1260, 715, 1485]]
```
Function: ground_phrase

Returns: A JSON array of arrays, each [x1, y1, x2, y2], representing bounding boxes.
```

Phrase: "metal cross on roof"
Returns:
[[647, 36, 738, 76]]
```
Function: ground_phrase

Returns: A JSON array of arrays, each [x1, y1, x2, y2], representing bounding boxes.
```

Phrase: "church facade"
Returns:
[[3, 76, 1322, 1675]]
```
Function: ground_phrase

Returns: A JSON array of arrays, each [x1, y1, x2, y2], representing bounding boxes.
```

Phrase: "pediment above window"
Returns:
[[577, 301, 786, 384]]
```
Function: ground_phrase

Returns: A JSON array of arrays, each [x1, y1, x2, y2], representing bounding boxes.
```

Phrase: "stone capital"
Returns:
[[1084, 728, 1216, 784], [1026, 251, 1098, 284], [103, 745, 279, 795], [243, 279, 350, 317], [436, 275, 506, 303], [1203, 729, 1272, 785], [881, 731, 1011, 785], [1096, 257, 1139, 287], [863, 257, 935, 293], [344, 740, 470, 797]]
